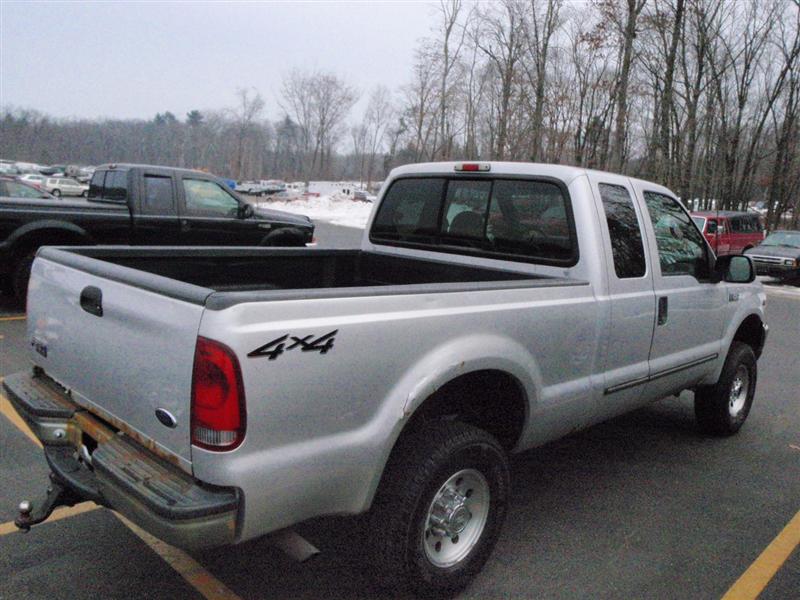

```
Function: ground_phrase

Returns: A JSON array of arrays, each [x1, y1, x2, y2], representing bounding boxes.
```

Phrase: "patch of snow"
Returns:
[[256, 194, 373, 229]]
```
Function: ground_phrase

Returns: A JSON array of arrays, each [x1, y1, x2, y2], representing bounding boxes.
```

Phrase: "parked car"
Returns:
[[235, 180, 265, 195], [18, 174, 47, 190], [38, 165, 64, 176], [0, 177, 53, 199], [4, 162, 767, 596], [43, 177, 89, 197], [0, 163, 314, 302], [744, 230, 800, 283], [691, 211, 764, 255]]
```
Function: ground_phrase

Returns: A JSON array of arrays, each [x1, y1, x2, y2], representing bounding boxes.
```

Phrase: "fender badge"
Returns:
[[248, 329, 337, 361]]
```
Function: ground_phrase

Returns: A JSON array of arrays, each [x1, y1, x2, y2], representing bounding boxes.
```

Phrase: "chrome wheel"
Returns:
[[423, 468, 490, 568], [728, 364, 749, 417]]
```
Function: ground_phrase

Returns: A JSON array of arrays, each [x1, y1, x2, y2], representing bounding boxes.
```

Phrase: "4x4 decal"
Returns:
[[247, 330, 338, 361]]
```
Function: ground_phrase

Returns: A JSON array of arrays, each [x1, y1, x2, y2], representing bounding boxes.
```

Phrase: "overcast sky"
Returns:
[[1, 1, 437, 121]]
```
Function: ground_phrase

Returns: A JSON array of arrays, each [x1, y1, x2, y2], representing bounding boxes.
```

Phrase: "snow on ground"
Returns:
[[256, 194, 373, 229]]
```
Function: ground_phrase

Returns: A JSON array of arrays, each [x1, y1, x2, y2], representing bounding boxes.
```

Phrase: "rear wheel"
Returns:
[[368, 419, 510, 596], [695, 342, 757, 436], [11, 250, 37, 305], [81, 190, 88, 198]]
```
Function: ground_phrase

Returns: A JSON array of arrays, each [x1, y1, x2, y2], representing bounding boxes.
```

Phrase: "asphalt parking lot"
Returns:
[[1, 224, 798, 599]]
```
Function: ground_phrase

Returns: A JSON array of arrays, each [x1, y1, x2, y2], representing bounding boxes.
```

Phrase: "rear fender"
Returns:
[[361, 334, 541, 508], [7, 221, 93, 256]]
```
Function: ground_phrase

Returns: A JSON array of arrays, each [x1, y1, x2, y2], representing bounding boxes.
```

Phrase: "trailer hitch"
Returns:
[[15, 474, 83, 532]]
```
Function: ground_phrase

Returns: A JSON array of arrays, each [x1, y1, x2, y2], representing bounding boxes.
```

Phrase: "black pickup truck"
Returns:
[[0, 164, 314, 301]]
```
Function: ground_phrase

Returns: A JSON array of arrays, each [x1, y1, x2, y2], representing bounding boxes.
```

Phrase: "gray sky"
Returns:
[[1, 0, 437, 121]]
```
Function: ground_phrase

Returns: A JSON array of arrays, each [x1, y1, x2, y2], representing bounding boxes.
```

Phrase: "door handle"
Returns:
[[657, 296, 668, 326], [80, 286, 103, 317], [180, 219, 190, 232]]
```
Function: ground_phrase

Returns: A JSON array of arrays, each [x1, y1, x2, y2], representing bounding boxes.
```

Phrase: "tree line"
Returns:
[[2, 0, 798, 228]]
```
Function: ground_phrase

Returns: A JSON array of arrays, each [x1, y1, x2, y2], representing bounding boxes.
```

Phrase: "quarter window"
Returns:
[[598, 183, 646, 278], [644, 192, 709, 279]]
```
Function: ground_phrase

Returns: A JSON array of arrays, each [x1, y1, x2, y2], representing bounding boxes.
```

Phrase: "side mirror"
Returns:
[[239, 203, 254, 219], [713, 254, 755, 284], [706, 221, 717, 234]]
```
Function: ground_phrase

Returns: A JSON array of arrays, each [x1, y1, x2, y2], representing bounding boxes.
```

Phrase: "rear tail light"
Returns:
[[191, 337, 246, 451]]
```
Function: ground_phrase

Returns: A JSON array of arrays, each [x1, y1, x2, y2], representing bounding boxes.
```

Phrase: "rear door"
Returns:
[[131, 170, 181, 244], [177, 177, 264, 245], [634, 186, 727, 398], [26, 254, 205, 469], [589, 174, 657, 419]]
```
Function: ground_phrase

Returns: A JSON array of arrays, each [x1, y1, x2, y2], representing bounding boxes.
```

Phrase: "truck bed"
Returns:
[[39, 246, 584, 309]]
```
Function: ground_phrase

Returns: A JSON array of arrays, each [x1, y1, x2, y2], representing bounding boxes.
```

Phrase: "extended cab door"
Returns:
[[131, 170, 181, 244], [588, 174, 657, 419], [177, 177, 264, 245], [633, 185, 727, 398]]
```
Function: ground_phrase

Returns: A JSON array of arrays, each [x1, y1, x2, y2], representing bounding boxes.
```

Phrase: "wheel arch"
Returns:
[[361, 336, 540, 512], [731, 313, 767, 359], [7, 221, 93, 260]]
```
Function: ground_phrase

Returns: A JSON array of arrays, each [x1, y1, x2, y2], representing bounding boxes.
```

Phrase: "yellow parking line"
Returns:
[[721, 508, 800, 599], [0, 315, 26, 322], [0, 502, 98, 537], [0, 378, 243, 600], [0, 389, 42, 447], [115, 514, 242, 600]]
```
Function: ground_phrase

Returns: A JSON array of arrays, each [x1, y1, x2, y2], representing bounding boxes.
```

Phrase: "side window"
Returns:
[[598, 183, 646, 278], [6, 182, 47, 199], [371, 178, 445, 241], [643, 192, 709, 279], [88, 171, 106, 198], [182, 179, 240, 217], [142, 175, 175, 215]]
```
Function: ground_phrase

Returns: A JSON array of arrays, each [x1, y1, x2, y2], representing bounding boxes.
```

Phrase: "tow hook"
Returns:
[[15, 475, 82, 532]]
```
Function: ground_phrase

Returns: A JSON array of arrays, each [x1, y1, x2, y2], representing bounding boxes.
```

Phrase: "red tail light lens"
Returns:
[[191, 337, 246, 451]]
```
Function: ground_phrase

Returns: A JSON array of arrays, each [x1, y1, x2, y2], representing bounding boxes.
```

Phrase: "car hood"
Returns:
[[745, 245, 800, 259], [252, 206, 313, 229]]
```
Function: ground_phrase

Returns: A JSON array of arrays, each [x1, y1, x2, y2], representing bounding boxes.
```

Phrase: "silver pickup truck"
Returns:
[[4, 162, 767, 595]]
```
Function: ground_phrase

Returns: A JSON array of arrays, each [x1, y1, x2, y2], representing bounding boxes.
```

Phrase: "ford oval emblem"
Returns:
[[155, 408, 177, 429]]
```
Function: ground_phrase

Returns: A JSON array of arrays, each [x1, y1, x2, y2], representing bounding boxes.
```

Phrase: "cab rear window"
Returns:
[[370, 177, 577, 265]]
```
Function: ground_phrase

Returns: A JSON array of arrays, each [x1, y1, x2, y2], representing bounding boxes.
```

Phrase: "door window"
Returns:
[[3, 181, 48, 198], [598, 183, 646, 278], [143, 175, 175, 214], [643, 192, 709, 279], [104, 171, 127, 201], [182, 179, 240, 217]]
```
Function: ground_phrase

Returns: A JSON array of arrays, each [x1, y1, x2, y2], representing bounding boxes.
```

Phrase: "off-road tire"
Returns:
[[695, 341, 757, 436], [368, 419, 510, 596]]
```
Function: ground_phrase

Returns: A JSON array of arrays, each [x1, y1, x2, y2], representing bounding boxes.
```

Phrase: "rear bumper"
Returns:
[[2, 371, 240, 549]]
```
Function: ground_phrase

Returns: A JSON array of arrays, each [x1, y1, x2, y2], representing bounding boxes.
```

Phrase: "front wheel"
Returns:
[[368, 419, 510, 596], [695, 341, 757, 436], [81, 190, 88, 197], [51, 189, 61, 197]]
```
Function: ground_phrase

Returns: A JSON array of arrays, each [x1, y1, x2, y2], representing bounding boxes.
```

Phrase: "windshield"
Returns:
[[692, 216, 706, 231], [761, 232, 800, 248]]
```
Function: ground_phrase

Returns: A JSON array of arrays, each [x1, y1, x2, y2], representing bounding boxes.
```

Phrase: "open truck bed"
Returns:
[[40, 246, 581, 308]]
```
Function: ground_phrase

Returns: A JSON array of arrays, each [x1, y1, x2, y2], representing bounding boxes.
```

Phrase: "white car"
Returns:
[[19, 174, 47, 189], [44, 177, 89, 197]]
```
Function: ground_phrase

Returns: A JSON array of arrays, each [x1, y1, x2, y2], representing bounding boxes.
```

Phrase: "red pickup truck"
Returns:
[[691, 211, 764, 255]]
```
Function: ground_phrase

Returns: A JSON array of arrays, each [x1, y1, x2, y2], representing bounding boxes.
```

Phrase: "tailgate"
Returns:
[[26, 252, 208, 471]]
